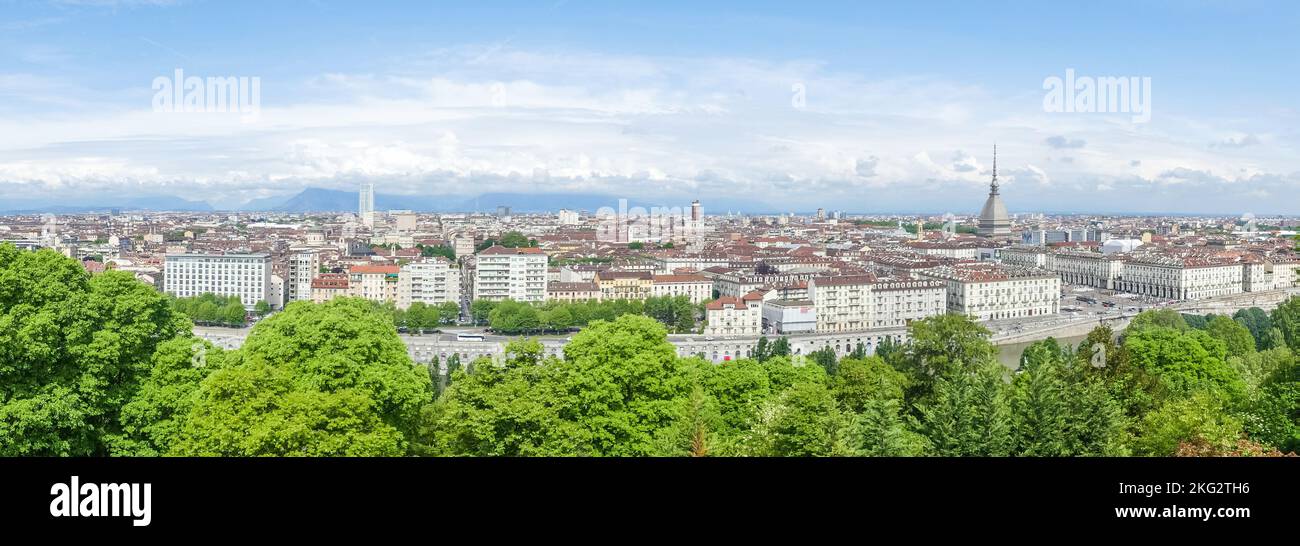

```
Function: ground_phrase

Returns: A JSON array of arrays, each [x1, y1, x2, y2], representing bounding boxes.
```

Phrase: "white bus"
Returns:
[[456, 333, 486, 342]]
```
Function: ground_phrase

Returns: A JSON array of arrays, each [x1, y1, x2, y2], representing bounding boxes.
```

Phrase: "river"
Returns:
[[995, 333, 1089, 370]]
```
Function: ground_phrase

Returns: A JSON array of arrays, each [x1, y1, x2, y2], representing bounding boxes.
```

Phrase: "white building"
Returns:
[[473, 245, 549, 302], [703, 290, 764, 337], [286, 249, 320, 302], [398, 258, 462, 309], [650, 274, 712, 303], [359, 183, 375, 227], [807, 275, 946, 333], [1051, 250, 1125, 289], [1116, 254, 1243, 300], [918, 263, 1061, 322], [761, 299, 817, 334], [163, 253, 272, 309]]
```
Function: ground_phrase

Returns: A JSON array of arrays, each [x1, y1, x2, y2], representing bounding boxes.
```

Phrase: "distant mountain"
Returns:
[[0, 186, 774, 214], [0, 195, 213, 213], [248, 187, 454, 212], [122, 195, 214, 211], [456, 192, 775, 214]]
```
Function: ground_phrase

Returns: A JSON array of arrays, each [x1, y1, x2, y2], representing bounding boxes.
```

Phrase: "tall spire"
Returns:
[[989, 143, 999, 195]]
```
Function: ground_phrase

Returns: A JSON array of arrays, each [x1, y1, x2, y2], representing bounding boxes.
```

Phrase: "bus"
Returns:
[[456, 333, 486, 342]]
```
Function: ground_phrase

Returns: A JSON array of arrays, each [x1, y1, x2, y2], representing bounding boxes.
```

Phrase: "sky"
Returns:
[[0, 0, 1298, 214]]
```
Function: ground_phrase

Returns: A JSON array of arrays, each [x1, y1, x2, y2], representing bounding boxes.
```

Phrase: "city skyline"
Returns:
[[0, 1, 1297, 214]]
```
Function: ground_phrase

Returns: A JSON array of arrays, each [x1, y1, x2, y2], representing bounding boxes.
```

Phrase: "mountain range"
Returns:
[[1, 187, 774, 214]]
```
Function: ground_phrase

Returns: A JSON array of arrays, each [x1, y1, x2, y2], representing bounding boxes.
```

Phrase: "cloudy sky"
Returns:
[[1, 0, 1298, 213]]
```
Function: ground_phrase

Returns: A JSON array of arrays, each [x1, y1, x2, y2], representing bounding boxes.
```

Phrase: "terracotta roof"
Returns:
[[811, 274, 878, 287], [652, 274, 710, 284], [351, 265, 400, 274], [548, 281, 598, 291], [479, 245, 546, 255], [311, 274, 349, 289]]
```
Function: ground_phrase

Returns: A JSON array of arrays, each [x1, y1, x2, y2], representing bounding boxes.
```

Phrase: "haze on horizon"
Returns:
[[1, 0, 1297, 215]]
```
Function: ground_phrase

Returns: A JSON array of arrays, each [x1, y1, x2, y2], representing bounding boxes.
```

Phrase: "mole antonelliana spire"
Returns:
[[977, 144, 1011, 238]]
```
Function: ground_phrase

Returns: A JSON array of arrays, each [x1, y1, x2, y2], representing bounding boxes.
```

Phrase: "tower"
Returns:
[[977, 145, 1011, 239], [359, 183, 375, 227]]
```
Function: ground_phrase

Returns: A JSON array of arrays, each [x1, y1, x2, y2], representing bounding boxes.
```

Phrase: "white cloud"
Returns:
[[0, 45, 1297, 213]]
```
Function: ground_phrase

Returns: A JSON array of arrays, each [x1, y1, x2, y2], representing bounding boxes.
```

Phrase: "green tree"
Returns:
[[898, 313, 997, 405], [919, 361, 1011, 456], [809, 346, 838, 376], [470, 299, 496, 325], [112, 338, 228, 456], [1123, 326, 1245, 401], [738, 380, 847, 457], [1007, 354, 1129, 456], [1233, 307, 1273, 350], [170, 298, 433, 456], [830, 356, 908, 413], [254, 300, 271, 316], [770, 337, 791, 358], [1272, 296, 1300, 351], [753, 336, 771, 363], [849, 394, 929, 456], [1205, 315, 1256, 358], [1128, 309, 1190, 333], [0, 245, 189, 456], [1134, 391, 1244, 456]]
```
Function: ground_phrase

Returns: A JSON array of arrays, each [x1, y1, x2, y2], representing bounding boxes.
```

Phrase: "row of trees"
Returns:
[[476, 231, 537, 251], [391, 301, 461, 332], [415, 244, 455, 261], [171, 293, 260, 327], [421, 303, 1300, 456], [472, 296, 700, 335]]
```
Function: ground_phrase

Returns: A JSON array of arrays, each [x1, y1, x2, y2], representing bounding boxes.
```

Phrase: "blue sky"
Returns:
[[1, 0, 1298, 213]]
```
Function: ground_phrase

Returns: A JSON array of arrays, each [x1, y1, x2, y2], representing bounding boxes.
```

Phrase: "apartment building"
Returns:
[[918, 263, 1061, 321], [286, 249, 320, 302], [703, 290, 764, 336], [349, 265, 401, 303], [163, 253, 271, 309], [806, 275, 874, 333], [546, 281, 600, 302], [397, 258, 461, 309], [1051, 249, 1124, 289], [594, 271, 654, 301], [474, 245, 548, 302], [650, 274, 713, 303], [310, 273, 350, 303], [807, 274, 946, 332], [1115, 255, 1243, 300]]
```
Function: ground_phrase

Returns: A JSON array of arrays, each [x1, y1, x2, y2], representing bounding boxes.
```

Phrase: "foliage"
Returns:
[[168, 298, 433, 456], [1204, 315, 1256, 358], [1123, 326, 1246, 401], [918, 361, 1011, 456], [1134, 391, 1244, 456], [172, 293, 248, 326], [0, 245, 189, 455], [486, 296, 698, 334]]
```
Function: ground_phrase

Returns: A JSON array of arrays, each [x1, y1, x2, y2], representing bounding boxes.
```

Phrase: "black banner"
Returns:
[[2, 457, 1292, 535]]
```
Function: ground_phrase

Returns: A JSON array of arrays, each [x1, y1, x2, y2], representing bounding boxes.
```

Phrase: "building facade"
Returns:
[[474, 245, 548, 302], [918, 264, 1061, 321], [397, 258, 461, 309], [163, 253, 272, 309]]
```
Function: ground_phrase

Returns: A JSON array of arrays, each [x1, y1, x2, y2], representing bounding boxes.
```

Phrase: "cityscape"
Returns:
[[1, 1, 1299, 531], [6, 156, 1298, 368]]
